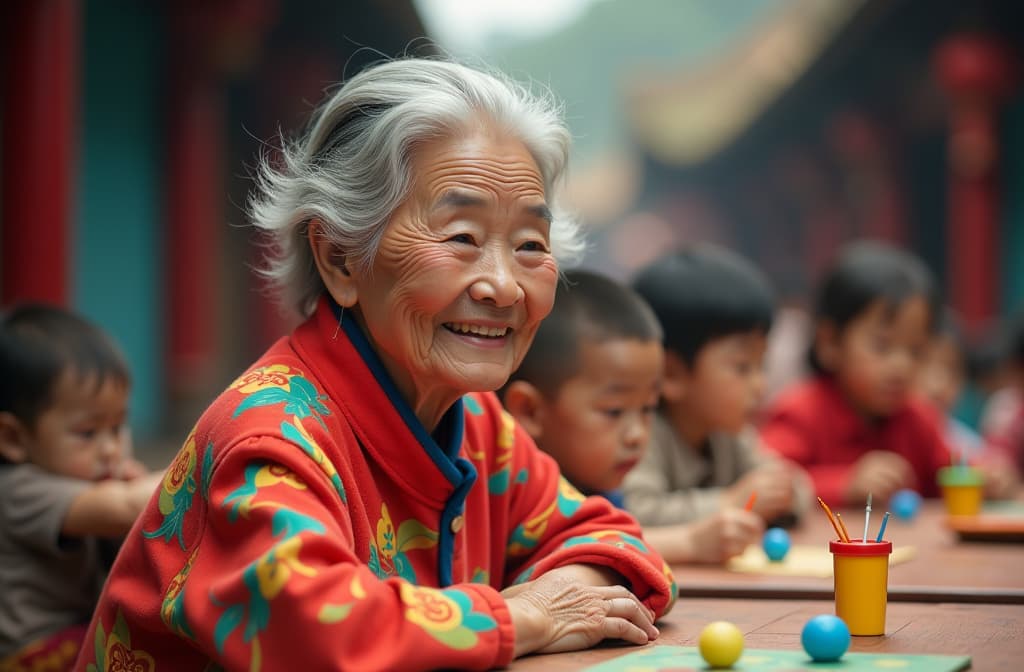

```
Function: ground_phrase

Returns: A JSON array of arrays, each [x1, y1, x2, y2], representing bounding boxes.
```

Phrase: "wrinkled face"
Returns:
[[26, 371, 132, 481], [350, 120, 559, 408], [831, 297, 931, 417], [915, 334, 963, 414], [685, 331, 768, 433], [539, 338, 663, 494]]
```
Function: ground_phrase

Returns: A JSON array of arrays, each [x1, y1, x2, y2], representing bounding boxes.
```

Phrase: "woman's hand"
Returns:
[[502, 567, 658, 658]]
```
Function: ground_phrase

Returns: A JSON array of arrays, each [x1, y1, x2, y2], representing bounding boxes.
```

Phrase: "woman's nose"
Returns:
[[468, 247, 524, 307]]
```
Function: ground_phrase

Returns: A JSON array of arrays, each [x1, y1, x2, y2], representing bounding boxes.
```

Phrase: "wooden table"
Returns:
[[672, 501, 1024, 603], [511, 598, 1024, 670]]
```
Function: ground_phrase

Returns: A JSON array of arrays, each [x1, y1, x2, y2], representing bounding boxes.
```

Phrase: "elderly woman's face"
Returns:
[[351, 120, 559, 408]]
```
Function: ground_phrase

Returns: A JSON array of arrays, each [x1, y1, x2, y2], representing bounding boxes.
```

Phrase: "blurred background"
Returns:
[[2, 0, 1023, 459]]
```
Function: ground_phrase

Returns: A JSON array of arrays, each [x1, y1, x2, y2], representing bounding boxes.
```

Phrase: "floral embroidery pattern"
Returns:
[[507, 477, 585, 556], [487, 411, 516, 495], [143, 434, 201, 550], [223, 463, 307, 521], [85, 610, 155, 672], [662, 561, 679, 612], [398, 585, 497, 650], [367, 502, 439, 582], [562, 529, 650, 553], [161, 548, 199, 640], [280, 417, 346, 504], [232, 366, 330, 429], [230, 364, 294, 394], [212, 508, 325, 669], [463, 395, 484, 416], [318, 574, 367, 624]]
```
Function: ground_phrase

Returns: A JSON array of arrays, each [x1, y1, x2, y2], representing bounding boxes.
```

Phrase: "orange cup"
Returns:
[[937, 466, 984, 516], [829, 540, 892, 636]]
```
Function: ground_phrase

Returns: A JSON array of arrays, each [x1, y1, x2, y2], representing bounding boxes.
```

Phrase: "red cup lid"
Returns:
[[829, 539, 893, 555]]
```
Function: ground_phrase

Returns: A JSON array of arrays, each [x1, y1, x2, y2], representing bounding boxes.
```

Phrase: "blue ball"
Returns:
[[801, 614, 850, 662], [890, 489, 922, 521], [762, 527, 791, 562]]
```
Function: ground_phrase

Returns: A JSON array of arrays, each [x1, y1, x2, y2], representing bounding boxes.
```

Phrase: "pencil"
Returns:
[[744, 492, 757, 512], [817, 496, 845, 542], [875, 511, 891, 542], [836, 512, 851, 543]]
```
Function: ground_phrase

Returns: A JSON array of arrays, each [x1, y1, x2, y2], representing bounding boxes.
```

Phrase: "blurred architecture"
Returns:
[[2, 0, 429, 442]]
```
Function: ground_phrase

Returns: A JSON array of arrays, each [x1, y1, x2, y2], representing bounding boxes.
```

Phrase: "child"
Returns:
[[622, 245, 811, 527], [981, 313, 1024, 492], [0, 304, 162, 669], [761, 240, 954, 505], [915, 310, 985, 457], [503, 269, 764, 564]]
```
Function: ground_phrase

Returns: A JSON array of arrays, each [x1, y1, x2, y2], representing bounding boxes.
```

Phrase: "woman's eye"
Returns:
[[518, 240, 548, 253], [601, 408, 624, 419], [75, 429, 98, 440], [447, 233, 476, 245]]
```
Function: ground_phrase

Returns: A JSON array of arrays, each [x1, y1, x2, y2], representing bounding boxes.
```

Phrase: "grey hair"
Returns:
[[250, 57, 583, 318]]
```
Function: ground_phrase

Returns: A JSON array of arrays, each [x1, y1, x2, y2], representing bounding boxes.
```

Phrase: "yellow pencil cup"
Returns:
[[937, 466, 984, 516], [830, 540, 892, 636]]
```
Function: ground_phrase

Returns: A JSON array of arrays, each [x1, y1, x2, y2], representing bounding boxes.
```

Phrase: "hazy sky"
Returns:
[[412, 0, 602, 52]]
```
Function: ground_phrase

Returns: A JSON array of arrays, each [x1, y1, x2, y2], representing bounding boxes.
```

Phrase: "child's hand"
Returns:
[[727, 463, 795, 521], [846, 450, 914, 503], [118, 457, 150, 480], [977, 457, 1020, 499], [685, 509, 764, 564]]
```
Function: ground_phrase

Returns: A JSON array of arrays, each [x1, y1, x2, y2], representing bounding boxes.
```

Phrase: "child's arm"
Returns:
[[62, 471, 163, 538], [621, 448, 725, 525], [643, 508, 763, 565]]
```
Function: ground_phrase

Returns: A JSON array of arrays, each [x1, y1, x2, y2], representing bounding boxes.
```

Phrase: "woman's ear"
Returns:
[[660, 351, 692, 402], [814, 320, 840, 372], [309, 219, 358, 308], [0, 412, 30, 464], [501, 380, 546, 441]]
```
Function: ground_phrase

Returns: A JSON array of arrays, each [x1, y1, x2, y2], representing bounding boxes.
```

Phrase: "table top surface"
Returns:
[[671, 500, 1024, 603], [510, 598, 1024, 671]]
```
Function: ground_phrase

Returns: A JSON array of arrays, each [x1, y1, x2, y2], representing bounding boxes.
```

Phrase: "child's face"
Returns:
[[677, 330, 767, 433], [915, 333, 963, 415], [25, 371, 132, 481], [828, 296, 931, 417], [538, 338, 663, 494]]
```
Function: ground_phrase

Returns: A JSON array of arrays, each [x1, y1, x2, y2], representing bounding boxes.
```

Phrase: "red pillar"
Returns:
[[935, 35, 1017, 335], [2, 0, 79, 306], [165, 65, 223, 393]]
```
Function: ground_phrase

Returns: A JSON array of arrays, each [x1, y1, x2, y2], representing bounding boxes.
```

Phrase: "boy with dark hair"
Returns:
[[503, 270, 764, 564], [0, 304, 162, 668], [623, 245, 811, 526]]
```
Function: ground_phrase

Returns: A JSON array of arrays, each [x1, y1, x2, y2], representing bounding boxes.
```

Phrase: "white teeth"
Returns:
[[446, 322, 509, 337]]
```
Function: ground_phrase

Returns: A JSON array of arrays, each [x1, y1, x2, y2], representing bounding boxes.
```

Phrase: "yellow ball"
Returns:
[[698, 621, 744, 668]]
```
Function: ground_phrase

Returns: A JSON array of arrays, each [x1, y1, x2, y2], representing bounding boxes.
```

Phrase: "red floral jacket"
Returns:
[[74, 297, 676, 671]]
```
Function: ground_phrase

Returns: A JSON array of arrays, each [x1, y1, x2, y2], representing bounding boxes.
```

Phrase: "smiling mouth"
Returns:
[[443, 322, 510, 338]]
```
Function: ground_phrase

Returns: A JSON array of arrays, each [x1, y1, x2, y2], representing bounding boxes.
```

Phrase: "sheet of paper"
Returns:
[[726, 544, 916, 578]]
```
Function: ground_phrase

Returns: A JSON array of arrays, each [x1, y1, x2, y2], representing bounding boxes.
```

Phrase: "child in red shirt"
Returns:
[[760, 241, 952, 505]]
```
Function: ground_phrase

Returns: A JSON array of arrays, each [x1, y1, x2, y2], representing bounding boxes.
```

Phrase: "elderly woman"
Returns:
[[74, 58, 675, 671]]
